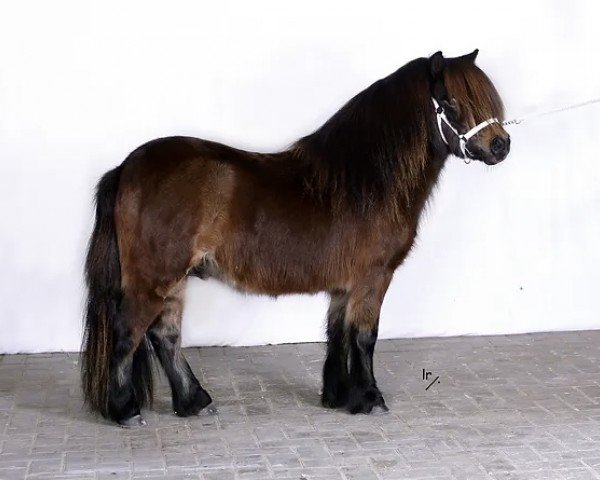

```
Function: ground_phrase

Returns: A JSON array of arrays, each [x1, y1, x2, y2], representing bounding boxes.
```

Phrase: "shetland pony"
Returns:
[[82, 50, 510, 425]]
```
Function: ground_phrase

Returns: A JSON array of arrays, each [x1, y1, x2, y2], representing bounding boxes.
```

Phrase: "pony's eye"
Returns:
[[442, 101, 461, 123]]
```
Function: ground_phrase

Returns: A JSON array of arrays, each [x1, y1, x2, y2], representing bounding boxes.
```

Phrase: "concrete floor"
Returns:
[[1, 331, 600, 479]]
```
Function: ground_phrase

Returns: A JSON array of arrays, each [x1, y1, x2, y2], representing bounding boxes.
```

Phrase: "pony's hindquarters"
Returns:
[[82, 140, 222, 425]]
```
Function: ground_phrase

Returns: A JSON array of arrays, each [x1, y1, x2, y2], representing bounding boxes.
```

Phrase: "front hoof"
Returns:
[[371, 403, 390, 415], [174, 387, 213, 417], [119, 414, 147, 428], [347, 386, 388, 415], [321, 382, 349, 409]]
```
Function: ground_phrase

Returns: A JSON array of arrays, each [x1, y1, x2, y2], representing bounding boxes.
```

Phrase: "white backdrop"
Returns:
[[1, 1, 599, 354]]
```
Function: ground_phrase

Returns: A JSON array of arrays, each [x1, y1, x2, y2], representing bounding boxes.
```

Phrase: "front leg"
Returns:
[[347, 323, 387, 414], [345, 273, 392, 414], [322, 291, 350, 408]]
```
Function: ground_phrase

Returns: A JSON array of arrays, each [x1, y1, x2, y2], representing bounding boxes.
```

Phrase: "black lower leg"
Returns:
[[107, 320, 142, 424], [108, 360, 140, 423], [322, 292, 349, 408], [108, 355, 141, 423], [347, 324, 387, 414], [148, 328, 212, 416]]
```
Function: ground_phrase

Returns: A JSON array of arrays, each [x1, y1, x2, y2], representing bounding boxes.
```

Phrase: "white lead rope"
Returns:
[[502, 97, 600, 126]]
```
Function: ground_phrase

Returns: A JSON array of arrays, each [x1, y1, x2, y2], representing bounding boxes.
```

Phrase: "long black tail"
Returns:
[[81, 164, 154, 418]]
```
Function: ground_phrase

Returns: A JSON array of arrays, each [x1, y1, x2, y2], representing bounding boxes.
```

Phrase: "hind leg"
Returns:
[[148, 283, 213, 417], [108, 291, 162, 426]]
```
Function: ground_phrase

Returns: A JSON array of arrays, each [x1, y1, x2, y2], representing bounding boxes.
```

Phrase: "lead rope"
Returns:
[[502, 97, 600, 126]]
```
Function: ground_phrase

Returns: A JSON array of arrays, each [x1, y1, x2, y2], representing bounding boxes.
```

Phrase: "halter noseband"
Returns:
[[432, 98, 499, 162]]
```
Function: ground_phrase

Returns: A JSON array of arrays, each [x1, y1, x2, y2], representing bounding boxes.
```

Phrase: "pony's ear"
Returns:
[[465, 48, 479, 62], [429, 51, 445, 77]]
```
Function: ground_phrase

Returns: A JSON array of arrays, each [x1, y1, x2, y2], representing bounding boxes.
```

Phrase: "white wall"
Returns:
[[1, 0, 599, 354]]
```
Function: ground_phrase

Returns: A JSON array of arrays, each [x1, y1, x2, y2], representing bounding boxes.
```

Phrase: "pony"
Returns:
[[82, 49, 510, 426]]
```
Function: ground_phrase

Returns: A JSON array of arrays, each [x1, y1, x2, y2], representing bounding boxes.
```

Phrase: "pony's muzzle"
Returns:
[[490, 135, 510, 163]]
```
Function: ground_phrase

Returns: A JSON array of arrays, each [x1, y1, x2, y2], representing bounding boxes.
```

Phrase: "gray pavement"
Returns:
[[1, 331, 600, 479]]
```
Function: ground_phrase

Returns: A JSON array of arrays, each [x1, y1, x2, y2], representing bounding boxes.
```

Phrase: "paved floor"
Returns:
[[1, 331, 600, 480]]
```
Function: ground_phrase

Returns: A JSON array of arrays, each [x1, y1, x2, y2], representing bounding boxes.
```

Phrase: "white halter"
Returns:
[[432, 97, 499, 161]]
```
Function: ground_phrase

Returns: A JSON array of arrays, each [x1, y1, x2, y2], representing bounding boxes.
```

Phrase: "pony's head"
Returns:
[[429, 50, 510, 165]]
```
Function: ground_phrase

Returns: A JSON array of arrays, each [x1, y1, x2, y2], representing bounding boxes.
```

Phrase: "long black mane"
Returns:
[[293, 58, 433, 212]]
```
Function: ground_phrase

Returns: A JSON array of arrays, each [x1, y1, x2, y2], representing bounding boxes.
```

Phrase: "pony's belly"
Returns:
[[188, 251, 337, 296]]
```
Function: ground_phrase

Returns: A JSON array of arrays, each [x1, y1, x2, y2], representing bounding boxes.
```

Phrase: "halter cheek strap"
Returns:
[[432, 98, 499, 161]]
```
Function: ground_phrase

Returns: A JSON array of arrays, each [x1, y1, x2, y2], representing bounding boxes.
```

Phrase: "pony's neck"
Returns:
[[390, 115, 450, 220], [293, 58, 454, 217]]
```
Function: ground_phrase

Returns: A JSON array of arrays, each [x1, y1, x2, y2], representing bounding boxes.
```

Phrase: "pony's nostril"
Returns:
[[490, 136, 507, 156]]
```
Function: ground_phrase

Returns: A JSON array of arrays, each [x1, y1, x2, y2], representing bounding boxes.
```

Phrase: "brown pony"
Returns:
[[82, 50, 510, 426]]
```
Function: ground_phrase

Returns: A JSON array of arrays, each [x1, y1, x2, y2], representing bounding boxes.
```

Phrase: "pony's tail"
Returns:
[[81, 164, 127, 417], [82, 164, 155, 418]]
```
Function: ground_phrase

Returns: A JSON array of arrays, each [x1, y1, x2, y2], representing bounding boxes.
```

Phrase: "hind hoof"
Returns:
[[119, 414, 146, 428], [198, 404, 218, 416], [174, 386, 213, 417]]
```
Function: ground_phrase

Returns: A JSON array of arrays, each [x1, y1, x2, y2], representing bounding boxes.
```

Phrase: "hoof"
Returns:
[[347, 386, 388, 415], [321, 382, 349, 409], [371, 403, 390, 415], [119, 414, 147, 428], [198, 404, 218, 416], [174, 387, 213, 417]]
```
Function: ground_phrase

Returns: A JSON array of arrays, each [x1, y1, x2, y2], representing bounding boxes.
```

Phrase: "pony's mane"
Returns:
[[292, 58, 431, 213], [290, 55, 503, 215]]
